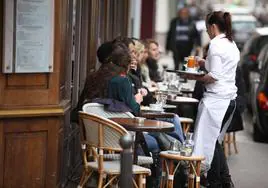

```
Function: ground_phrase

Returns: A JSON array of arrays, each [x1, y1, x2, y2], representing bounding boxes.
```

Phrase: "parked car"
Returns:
[[250, 43, 268, 142], [240, 27, 268, 108], [232, 14, 258, 50]]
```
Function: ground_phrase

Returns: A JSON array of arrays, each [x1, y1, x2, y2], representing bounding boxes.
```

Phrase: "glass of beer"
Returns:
[[187, 56, 196, 72]]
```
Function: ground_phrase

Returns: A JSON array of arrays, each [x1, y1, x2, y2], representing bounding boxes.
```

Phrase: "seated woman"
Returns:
[[128, 39, 185, 143], [107, 40, 185, 187]]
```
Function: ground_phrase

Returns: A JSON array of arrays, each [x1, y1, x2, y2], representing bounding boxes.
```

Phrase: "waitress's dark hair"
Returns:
[[206, 11, 233, 42]]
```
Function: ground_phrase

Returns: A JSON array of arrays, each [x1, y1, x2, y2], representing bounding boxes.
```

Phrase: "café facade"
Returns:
[[0, 0, 134, 187]]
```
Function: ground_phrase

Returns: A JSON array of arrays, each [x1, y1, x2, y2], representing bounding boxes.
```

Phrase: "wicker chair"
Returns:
[[179, 117, 194, 134], [78, 112, 151, 188], [82, 103, 153, 165]]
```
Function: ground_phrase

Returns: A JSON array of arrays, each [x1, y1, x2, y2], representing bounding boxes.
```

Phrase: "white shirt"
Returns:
[[204, 33, 240, 99]]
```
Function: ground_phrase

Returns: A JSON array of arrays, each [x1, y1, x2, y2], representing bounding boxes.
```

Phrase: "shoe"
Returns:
[[200, 174, 209, 187]]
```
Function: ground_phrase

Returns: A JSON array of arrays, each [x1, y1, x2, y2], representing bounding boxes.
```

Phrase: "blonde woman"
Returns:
[[138, 40, 158, 91]]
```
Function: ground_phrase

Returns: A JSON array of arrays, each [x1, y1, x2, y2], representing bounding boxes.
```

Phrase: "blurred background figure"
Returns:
[[166, 6, 201, 70], [145, 39, 162, 82]]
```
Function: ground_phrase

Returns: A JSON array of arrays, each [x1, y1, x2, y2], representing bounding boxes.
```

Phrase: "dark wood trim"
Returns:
[[0, 0, 3, 73], [140, 0, 156, 39], [46, 118, 62, 187], [0, 121, 3, 186], [0, 108, 64, 118], [0, 100, 70, 118]]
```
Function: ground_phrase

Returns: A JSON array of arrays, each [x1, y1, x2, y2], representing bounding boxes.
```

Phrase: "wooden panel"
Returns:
[[0, 116, 63, 188], [57, 128, 64, 184], [0, 0, 4, 105], [3, 90, 49, 106], [47, 0, 61, 105], [0, 121, 4, 185], [46, 118, 62, 187], [6, 74, 49, 89], [3, 132, 47, 188]]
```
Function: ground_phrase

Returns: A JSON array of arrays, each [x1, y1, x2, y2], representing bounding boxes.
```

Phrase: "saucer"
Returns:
[[140, 106, 163, 112]]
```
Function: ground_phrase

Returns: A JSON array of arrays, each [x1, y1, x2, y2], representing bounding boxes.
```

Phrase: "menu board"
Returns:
[[2, 0, 54, 73]]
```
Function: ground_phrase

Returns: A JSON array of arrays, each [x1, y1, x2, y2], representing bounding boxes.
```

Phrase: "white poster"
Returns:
[[14, 0, 54, 73]]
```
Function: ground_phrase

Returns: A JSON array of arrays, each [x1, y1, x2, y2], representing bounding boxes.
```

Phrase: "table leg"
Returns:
[[133, 132, 150, 164], [133, 132, 140, 164], [167, 160, 174, 188], [188, 162, 195, 188], [160, 159, 166, 188], [195, 161, 201, 188]]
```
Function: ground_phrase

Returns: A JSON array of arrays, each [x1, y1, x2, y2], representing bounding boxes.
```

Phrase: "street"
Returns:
[[228, 110, 268, 188]]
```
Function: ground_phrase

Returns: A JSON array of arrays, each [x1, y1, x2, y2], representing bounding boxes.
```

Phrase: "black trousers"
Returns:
[[207, 100, 236, 188]]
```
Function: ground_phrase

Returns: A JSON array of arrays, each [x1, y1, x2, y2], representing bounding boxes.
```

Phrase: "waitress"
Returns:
[[186, 11, 239, 188]]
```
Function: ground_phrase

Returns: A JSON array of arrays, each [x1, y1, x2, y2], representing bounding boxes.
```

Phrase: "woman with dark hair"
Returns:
[[184, 11, 239, 188], [107, 42, 143, 115]]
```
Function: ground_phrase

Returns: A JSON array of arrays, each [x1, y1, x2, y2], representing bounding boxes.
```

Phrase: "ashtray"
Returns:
[[167, 150, 181, 155], [133, 117, 145, 124]]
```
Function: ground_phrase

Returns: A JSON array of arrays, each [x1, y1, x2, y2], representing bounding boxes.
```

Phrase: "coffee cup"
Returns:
[[149, 103, 162, 110]]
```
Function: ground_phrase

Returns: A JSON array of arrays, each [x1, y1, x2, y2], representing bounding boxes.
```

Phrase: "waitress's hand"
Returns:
[[195, 56, 205, 67]]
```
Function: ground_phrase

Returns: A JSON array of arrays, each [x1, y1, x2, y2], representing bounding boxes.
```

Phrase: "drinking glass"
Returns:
[[169, 140, 180, 151], [160, 94, 167, 108], [187, 56, 196, 68]]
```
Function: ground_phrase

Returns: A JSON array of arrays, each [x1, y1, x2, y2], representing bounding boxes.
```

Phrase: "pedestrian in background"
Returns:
[[166, 7, 201, 70]]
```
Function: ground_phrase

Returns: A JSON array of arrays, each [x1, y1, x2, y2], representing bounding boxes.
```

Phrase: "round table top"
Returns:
[[110, 117, 174, 132], [179, 117, 194, 123], [168, 96, 199, 104], [140, 112, 175, 119], [160, 151, 205, 161]]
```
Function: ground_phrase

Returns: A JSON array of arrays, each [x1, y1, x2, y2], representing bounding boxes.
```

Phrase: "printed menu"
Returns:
[[15, 0, 53, 72]]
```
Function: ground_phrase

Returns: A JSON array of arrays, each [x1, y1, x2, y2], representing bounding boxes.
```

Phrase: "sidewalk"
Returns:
[[228, 111, 268, 188]]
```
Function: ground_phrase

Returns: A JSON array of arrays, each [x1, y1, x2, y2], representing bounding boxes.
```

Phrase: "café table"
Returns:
[[110, 117, 174, 164], [140, 105, 177, 112], [167, 96, 199, 122], [167, 96, 199, 105], [140, 112, 175, 119]]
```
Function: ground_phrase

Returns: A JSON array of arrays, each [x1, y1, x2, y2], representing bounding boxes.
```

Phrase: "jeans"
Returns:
[[142, 115, 185, 188], [143, 133, 160, 152], [159, 114, 185, 143]]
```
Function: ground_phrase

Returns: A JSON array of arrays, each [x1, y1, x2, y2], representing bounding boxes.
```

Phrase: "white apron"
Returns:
[[192, 95, 230, 170]]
